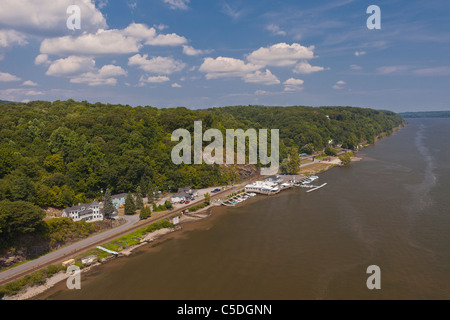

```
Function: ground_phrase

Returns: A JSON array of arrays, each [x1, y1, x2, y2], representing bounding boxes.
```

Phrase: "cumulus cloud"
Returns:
[[35, 54, 51, 66], [0, 72, 21, 82], [354, 51, 366, 56], [0, 0, 107, 36], [40, 23, 187, 56], [128, 54, 186, 74], [243, 69, 280, 85], [283, 78, 304, 91], [70, 65, 127, 86], [40, 29, 142, 56], [247, 43, 315, 67], [199, 56, 262, 79], [0, 29, 28, 48], [46, 56, 96, 76], [182, 45, 211, 56], [139, 75, 170, 83], [171, 83, 182, 88], [293, 61, 326, 74], [22, 80, 38, 86]]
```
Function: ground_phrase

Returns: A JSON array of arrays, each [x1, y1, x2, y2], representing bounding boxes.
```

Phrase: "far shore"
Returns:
[[1, 125, 404, 300]]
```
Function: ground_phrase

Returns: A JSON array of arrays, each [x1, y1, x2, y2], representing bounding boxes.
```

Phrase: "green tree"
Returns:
[[164, 200, 173, 210], [324, 146, 338, 156], [139, 206, 151, 220], [204, 192, 211, 205], [0, 200, 46, 249], [103, 189, 115, 219], [135, 186, 144, 210], [124, 192, 136, 215]]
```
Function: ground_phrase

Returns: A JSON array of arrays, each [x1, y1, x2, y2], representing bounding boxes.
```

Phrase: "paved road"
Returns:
[[0, 214, 140, 285]]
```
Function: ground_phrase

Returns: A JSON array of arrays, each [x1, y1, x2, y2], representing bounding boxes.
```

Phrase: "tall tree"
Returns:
[[103, 188, 114, 219], [124, 192, 136, 215], [135, 186, 144, 210]]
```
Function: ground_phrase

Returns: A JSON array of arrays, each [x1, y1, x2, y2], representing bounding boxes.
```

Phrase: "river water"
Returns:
[[41, 118, 450, 300]]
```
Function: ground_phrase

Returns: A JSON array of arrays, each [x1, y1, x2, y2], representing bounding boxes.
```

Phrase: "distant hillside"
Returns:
[[399, 111, 450, 118], [0, 100, 13, 104]]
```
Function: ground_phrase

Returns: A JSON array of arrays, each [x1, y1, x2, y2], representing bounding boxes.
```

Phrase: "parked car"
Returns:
[[184, 201, 190, 204], [211, 188, 221, 193]]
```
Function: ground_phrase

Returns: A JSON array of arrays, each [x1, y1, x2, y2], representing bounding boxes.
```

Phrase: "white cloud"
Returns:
[[40, 23, 188, 57], [333, 80, 346, 90], [266, 24, 286, 36], [350, 64, 362, 70], [283, 78, 304, 91], [293, 61, 326, 74], [0, 0, 107, 35], [128, 54, 186, 74], [40, 29, 142, 56], [0, 29, 28, 48], [154, 24, 169, 31], [164, 0, 190, 10], [46, 56, 96, 76], [0, 72, 21, 82], [182, 45, 211, 56], [243, 69, 280, 85], [124, 23, 187, 46], [70, 65, 127, 86], [139, 75, 170, 83], [146, 33, 187, 46], [199, 56, 262, 79], [247, 43, 315, 67], [22, 80, 38, 86], [354, 51, 366, 56], [35, 54, 51, 66], [171, 83, 182, 88]]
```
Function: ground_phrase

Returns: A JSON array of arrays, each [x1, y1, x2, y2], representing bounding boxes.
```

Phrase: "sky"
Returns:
[[0, 0, 449, 112]]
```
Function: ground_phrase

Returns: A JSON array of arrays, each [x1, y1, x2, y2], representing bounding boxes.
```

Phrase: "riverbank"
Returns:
[[2, 125, 404, 300]]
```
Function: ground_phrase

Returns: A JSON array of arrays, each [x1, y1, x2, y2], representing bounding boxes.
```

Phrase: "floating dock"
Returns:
[[306, 183, 327, 193]]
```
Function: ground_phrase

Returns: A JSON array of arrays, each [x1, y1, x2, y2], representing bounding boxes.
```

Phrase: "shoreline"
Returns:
[[2, 125, 405, 300]]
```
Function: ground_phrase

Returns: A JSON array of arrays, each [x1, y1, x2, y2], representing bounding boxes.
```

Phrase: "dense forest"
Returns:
[[399, 111, 450, 118], [0, 100, 404, 210]]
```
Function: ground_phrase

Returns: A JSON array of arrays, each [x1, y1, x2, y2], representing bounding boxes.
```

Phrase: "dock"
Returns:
[[306, 183, 327, 193]]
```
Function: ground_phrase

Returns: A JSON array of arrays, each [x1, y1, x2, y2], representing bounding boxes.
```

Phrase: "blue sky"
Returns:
[[0, 0, 449, 112]]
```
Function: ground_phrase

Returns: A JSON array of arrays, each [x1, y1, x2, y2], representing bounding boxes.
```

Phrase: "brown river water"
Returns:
[[39, 118, 450, 300]]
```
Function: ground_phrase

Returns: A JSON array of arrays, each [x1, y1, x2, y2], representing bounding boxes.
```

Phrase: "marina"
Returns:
[[222, 174, 327, 207]]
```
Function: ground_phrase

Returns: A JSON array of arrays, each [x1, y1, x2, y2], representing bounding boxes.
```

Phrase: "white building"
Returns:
[[245, 181, 279, 195], [62, 201, 103, 222]]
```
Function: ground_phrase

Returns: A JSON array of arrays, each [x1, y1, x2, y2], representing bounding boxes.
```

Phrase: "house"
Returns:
[[62, 201, 103, 222], [111, 193, 127, 208], [170, 187, 198, 203]]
